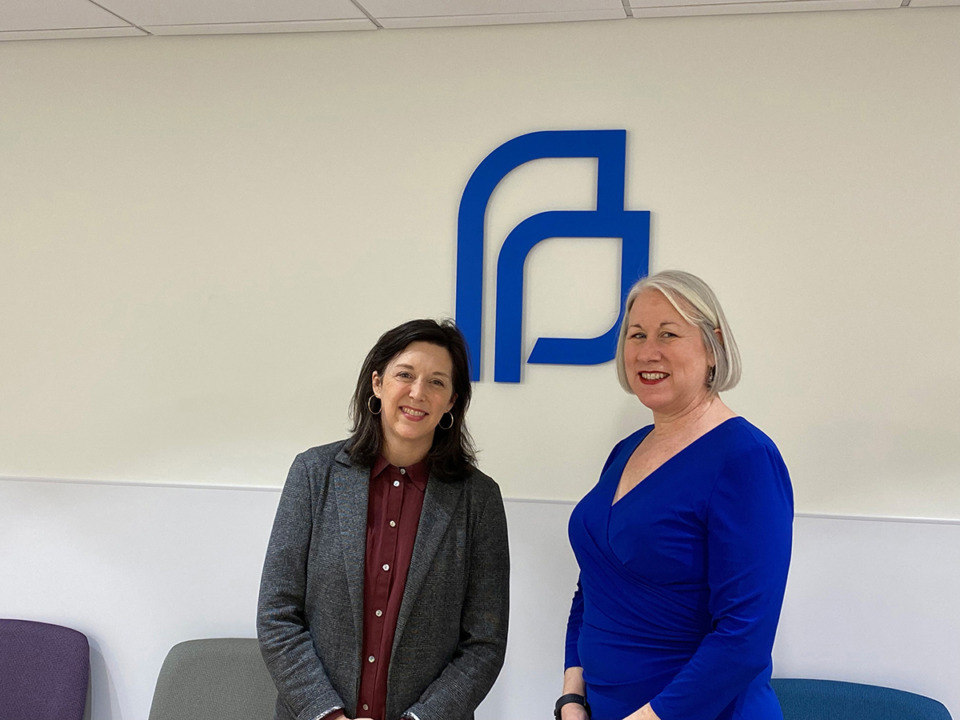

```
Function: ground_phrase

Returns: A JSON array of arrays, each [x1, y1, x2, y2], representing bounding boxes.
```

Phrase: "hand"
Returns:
[[561, 703, 590, 720], [623, 703, 661, 720], [560, 666, 589, 720]]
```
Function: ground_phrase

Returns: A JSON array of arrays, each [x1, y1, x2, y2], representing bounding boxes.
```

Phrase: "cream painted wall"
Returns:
[[1, 9, 959, 517]]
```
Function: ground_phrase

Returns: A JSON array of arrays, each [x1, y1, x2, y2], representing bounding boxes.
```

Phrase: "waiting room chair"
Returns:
[[772, 678, 952, 720], [148, 637, 278, 720], [0, 618, 90, 720]]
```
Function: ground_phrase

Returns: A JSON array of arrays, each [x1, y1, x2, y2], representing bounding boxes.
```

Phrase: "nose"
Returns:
[[408, 378, 426, 400], [635, 340, 661, 363]]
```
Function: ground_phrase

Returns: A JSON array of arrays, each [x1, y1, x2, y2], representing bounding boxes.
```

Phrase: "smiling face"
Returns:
[[624, 289, 717, 420], [372, 341, 457, 467]]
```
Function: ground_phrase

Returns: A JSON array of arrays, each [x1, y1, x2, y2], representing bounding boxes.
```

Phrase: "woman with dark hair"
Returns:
[[258, 319, 509, 720]]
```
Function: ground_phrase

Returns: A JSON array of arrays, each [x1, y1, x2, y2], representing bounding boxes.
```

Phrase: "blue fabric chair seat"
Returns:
[[772, 678, 952, 720]]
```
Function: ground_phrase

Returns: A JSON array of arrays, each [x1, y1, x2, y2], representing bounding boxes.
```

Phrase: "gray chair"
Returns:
[[772, 678, 952, 720], [147, 638, 278, 720]]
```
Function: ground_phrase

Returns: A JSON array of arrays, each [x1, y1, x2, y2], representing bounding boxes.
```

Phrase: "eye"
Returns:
[[660, 331, 677, 339], [396, 371, 413, 379], [630, 331, 646, 340], [430, 379, 446, 387]]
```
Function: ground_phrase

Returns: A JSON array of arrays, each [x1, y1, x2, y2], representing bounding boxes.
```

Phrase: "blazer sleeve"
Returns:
[[402, 478, 510, 720], [649, 442, 794, 720], [257, 454, 346, 720]]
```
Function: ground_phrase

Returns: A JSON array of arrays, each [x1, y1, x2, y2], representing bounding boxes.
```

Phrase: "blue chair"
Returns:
[[772, 678, 952, 720], [0, 618, 90, 720]]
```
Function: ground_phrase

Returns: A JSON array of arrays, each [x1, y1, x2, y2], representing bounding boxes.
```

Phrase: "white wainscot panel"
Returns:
[[1, 479, 957, 719]]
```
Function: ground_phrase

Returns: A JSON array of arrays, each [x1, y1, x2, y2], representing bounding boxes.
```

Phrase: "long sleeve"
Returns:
[[257, 454, 346, 720], [401, 481, 510, 720], [649, 442, 793, 720], [564, 578, 584, 669]]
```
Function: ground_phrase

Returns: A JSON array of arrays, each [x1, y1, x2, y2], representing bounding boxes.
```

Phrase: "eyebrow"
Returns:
[[629, 321, 681, 329], [394, 363, 451, 379]]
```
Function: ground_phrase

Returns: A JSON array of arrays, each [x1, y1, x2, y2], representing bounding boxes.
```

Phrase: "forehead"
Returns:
[[386, 341, 453, 372], [630, 289, 693, 325]]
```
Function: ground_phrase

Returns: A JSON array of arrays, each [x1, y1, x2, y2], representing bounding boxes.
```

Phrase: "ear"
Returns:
[[445, 393, 457, 414], [713, 327, 724, 347], [371, 371, 382, 398]]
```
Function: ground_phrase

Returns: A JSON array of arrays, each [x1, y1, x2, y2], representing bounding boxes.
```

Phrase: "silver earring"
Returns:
[[367, 395, 381, 415], [707, 366, 716, 384], [438, 411, 454, 430]]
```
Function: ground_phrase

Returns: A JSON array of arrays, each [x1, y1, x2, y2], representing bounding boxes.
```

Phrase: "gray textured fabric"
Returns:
[[257, 440, 510, 720], [772, 678, 952, 720], [147, 638, 278, 720]]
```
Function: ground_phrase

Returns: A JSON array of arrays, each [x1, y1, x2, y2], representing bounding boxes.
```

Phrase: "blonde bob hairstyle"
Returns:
[[615, 270, 741, 394]]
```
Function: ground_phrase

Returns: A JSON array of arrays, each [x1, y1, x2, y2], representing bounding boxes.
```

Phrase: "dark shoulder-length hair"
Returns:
[[348, 318, 477, 481]]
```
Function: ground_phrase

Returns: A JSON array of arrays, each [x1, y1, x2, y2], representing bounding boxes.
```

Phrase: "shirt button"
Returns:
[[399, 468, 406, 475], [363, 705, 369, 711], [375, 609, 383, 617], [393, 480, 400, 487], [389, 520, 397, 528], [382, 563, 390, 571], [368, 655, 375, 663]]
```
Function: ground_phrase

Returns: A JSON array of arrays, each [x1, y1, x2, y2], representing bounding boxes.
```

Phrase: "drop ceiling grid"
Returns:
[[0, 0, 950, 41]]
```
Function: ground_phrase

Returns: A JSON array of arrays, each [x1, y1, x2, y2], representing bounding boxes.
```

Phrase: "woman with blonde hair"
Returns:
[[558, 271, 792, 720]]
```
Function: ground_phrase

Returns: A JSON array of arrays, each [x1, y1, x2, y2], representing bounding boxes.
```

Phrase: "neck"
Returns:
[[651, 393, 733, 440], [381, 438, 430, 468]]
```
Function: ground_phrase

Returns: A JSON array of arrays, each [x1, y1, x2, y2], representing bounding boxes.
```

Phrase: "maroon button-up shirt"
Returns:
[[355, 457, 428, 720]]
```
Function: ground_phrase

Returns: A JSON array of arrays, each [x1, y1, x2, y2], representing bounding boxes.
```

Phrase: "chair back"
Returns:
[[0, 618, 90, 720], [148, 638, 278, 720], [772, 678, 952, 720]]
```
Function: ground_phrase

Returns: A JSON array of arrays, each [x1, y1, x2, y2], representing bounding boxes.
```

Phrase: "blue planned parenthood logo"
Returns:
[[455, 129, 650, 383]]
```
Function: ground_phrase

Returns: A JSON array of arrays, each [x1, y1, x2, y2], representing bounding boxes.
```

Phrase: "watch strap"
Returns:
[[554, 693, 591, 719]]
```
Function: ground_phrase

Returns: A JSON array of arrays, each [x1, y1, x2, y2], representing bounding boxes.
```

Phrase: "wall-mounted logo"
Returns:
[[456, 130, 650, 382]]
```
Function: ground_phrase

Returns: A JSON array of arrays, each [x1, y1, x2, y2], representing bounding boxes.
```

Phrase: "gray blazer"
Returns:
[[257, 440, 509, 720]]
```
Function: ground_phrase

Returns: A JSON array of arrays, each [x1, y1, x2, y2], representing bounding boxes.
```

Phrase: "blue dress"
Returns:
[[566, 418, 793, 720]]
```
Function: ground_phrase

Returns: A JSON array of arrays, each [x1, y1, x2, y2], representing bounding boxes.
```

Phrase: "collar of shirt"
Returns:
[[370, 455, 429, 492]]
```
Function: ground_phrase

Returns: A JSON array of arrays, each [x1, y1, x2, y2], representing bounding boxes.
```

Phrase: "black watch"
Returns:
[[554, 693, 591, 720]]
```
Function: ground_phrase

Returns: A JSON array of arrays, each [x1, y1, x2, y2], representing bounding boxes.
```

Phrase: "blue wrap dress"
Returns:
[[565, 418, 793, 720]]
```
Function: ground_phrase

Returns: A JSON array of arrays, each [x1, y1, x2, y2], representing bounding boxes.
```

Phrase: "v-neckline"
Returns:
[[610, 417, 741, 508]]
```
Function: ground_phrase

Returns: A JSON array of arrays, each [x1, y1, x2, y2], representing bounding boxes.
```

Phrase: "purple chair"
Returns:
[[0, 619, 90, 720]]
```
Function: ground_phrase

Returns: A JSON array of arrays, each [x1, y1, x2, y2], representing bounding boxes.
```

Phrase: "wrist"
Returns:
[[554, 693, 591, 720]]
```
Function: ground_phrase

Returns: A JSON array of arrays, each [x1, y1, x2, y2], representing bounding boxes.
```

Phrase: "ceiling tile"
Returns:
[[0, 26, 145, 41], [631, 0, 897, 7], [97, 0, 367, 27], [379, 9, 626, 27], [361, 0, 626, 18], [144, 19, 376, 35], [631, 0, 899, 14], [0, 0, 130, 31]]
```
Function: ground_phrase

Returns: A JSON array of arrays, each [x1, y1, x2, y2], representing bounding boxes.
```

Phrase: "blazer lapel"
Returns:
[[393, 475, 463, 647], [333, 446, 370, 646]]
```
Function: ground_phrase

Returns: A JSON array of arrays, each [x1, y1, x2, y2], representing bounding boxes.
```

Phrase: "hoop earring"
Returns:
[[707, 366, 716, 385], [367, 395, 381, 415], [438, 411, 454, 431]]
